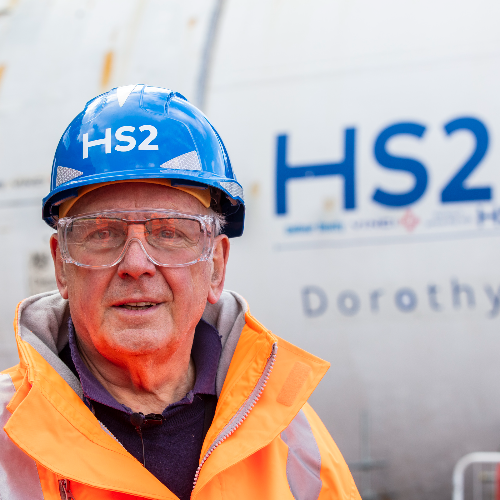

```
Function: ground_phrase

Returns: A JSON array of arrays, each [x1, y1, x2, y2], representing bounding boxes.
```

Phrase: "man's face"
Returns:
[[50, 182, 229, 364]]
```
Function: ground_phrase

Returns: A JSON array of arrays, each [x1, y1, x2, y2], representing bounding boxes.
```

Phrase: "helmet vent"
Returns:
[[56, 166, 83, 187], [116, 84, 137, 107], [160, 151, 202, 172]]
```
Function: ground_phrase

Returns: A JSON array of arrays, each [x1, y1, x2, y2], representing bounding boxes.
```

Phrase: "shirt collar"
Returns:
[[66, 317, 222, 414]]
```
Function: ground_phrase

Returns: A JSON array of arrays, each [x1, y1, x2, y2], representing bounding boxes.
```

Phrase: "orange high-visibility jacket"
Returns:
[[0, 291, 360, 500]]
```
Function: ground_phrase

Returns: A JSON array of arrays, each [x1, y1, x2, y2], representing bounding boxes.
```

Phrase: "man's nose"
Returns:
[[117, 237, 157, 279]]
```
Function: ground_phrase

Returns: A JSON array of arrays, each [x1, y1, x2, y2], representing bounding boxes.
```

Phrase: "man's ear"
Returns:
[[207, 235, 230, 305], [50, 234, 69, 299]]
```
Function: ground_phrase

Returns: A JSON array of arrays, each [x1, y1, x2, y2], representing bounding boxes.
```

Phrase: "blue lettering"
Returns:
[[302, 286, 328, 317], [337, 290, 360, 316], [318, 221, 343, 232], [477, 208, 500, 224], [395, 288, 418, 312], [372, 123, 428, 207], [286, 225, 313, 233], [276, 129, 356, 215], [441, 117, 491, 203]]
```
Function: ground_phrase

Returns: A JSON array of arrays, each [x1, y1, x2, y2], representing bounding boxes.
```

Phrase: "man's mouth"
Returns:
[[118, 302, 158, 310]]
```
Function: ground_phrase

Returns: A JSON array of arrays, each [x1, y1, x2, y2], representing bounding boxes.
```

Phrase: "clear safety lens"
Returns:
[[59, 211, 213, 268]]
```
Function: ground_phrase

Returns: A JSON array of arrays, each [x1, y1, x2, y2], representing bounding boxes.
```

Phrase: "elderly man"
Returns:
[[0, 85, 360, 500]]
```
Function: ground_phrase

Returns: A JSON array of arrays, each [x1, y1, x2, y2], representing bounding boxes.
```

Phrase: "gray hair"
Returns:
[[209, 207, 226, 236]]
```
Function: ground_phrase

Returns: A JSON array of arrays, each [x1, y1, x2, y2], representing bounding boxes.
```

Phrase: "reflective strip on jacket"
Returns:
[[0, 291, 360, 500]]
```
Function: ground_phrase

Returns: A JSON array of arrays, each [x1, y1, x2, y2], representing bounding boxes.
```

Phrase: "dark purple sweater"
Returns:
[[59, 318, 222, 500]]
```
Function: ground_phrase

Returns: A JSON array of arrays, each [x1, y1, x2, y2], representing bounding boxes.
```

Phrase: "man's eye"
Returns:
[[89, 228, 117, 240], [96, 230, 111, 239], [157, 227, 178, 239]]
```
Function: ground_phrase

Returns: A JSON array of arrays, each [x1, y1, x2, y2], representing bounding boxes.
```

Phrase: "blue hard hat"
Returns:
[[42, 84, 244, 237]]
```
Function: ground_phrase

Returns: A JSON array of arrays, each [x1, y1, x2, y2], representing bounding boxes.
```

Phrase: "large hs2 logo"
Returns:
[[83, 126, 159, 158], [276, 117, 490, 213]]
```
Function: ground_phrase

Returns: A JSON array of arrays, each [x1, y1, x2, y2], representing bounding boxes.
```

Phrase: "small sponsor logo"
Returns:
[[477, 207, 500, 226], [425, 210, 473, 228], [351, 217, 398, 230], [286, 221, 343, 234], [399, 209, 420, 232]]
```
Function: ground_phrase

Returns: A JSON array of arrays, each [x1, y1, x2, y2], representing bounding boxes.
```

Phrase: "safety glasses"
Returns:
[[57, 209, 217, 268]]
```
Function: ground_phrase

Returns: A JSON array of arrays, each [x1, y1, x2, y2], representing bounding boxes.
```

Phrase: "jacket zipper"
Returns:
[[57, 343, 277, 498], [59, 479, 76, 500], [192, 342, 278, 490]]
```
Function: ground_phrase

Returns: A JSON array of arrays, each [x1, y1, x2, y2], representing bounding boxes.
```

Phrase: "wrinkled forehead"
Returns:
[[67, 182, 209, 217]]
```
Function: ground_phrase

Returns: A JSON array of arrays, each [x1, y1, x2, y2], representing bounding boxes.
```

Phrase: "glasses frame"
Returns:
[[56, 208, 217, 269]]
